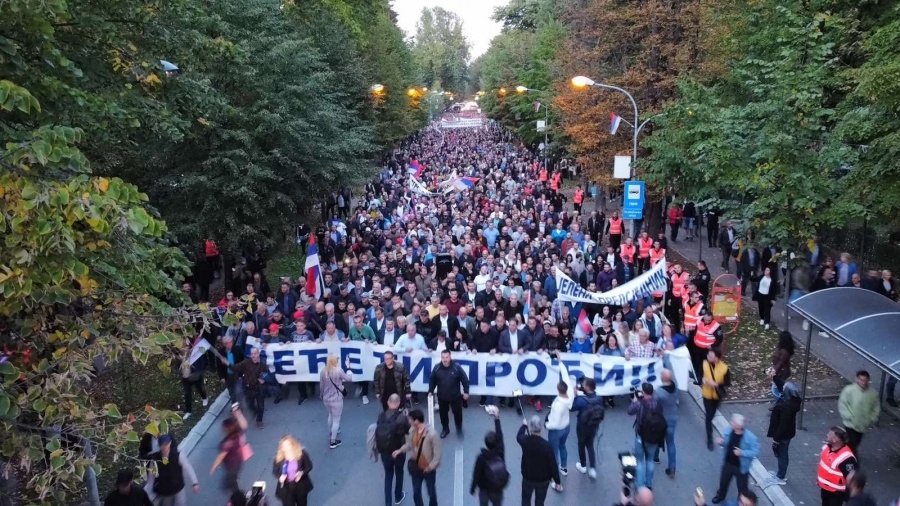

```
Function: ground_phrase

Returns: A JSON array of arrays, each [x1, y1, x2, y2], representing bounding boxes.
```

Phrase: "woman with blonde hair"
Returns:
[[273, 435, 314, 506], [319, 355, 353, 449]]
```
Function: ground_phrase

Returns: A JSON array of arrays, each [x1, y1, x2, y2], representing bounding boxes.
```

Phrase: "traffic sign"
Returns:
[[624, 181, 645, 204], [623, 208, 643, 220]]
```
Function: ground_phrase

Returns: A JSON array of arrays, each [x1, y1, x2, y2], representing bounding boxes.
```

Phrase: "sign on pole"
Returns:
[[613, 155, 632, 179], [536, 120, 546, 132], [622, 180, 645, 220]]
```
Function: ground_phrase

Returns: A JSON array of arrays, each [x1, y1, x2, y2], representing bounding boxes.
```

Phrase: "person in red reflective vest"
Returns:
[[637, 231, 653, 275], [667, 265, 691, 332], [692, 313, 723, 384], [620, 237, 637, 280], [649, 241, 666, 267], [818, 426, 857, 506], [682, 291, 705, 335], [573, 185, 585, 213], [607, 211, 623, 250]]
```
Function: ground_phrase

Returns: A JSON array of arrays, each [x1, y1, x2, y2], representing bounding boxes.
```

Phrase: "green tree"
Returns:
[[412, 7, 471, 93], [1, 82, 191, 505], [643, 0, 890, 249]]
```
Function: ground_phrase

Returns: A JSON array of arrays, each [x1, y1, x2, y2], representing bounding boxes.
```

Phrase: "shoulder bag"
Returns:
[[407, 432, 426, 476]]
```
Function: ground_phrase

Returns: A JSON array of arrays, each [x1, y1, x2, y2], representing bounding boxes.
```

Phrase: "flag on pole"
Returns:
[[610, 112, 623, 135], [407, 159, 424, 178], [523, 290, 531, 320], [574, 308, 593, 341], [534, 101, 541, 113], [305, 236, 323, 301], [451, 177, 479, 191]]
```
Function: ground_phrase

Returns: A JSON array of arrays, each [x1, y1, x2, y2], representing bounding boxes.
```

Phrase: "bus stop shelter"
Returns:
[[789, 287, 900, 428]]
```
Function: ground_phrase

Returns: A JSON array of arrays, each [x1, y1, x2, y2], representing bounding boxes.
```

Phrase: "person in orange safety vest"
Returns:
[[818, 426, 857, 506], [607, 211, 623, 250], [691, 313, 723, 384]]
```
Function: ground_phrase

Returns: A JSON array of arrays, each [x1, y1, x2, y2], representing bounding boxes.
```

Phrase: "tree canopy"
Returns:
[[411, 7, 471, 94]]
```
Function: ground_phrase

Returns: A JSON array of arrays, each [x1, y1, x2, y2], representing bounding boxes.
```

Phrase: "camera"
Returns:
[[618, 451, 637, 496], [629, 385, 643, 400], [512, 388, 524, 398]]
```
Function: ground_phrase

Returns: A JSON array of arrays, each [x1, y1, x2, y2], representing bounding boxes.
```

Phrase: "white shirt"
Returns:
[[383, 329, 398, 348], [474, 273, 491, 292], [759, 276, 772, 295], [434, 339, 447, 353], [546, 363, 575, 430], [439, 315, 450, 335], [508, 330, 519, 352], [394, 333, 427, 352]]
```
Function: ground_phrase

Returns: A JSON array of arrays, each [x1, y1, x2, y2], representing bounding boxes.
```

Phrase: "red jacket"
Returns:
[[667, 208, 683, 225]]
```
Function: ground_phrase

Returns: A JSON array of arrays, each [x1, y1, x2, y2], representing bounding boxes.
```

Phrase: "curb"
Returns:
[[687, 383, 795, 506], [179, 390, 230, 458]]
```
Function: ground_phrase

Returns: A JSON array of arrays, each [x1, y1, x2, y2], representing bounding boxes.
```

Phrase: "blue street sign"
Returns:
[[623, 208, 643, 220], [624, 181, 645, 204], [624, 199, 644, 210]]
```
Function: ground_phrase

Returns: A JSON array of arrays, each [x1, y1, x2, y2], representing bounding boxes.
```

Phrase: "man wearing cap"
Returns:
[[145, 433, 199, 505]]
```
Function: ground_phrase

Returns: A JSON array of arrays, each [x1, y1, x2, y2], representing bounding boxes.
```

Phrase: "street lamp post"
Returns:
[[571, 76, 640, 178], [516, 86, 552, 170]]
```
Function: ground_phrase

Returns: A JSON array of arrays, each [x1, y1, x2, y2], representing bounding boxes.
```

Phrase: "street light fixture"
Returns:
[[499, 87, 507, 96], [370, 84, 385, 93], [571, 75, 639, 177]]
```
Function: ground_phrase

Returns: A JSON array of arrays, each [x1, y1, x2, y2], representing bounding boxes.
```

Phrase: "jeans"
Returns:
[[381, 451, 406, 506], [715, 462, 749, 500], [773, 439, 790, 479], [547, 425, 570, 469], [634, 436, 658, 489], [576, 426, 597, 468], [478, 489, 502, 506], [653, 420, 677, 471], [410, 470, 437, 506], [521, 479, 549, 506]]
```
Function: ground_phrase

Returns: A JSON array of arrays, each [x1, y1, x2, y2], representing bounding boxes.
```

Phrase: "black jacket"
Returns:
[[428, 361, 470, 401], [516, 424, 561, 484], [767, 383, 801, 441], [215, 346, 245, 380], [273, 452, 314, 500], [430, 315, 460, 342], [148, 450, 185, 496], [470, 418, 505, 494], [470, 327, 499, 352]]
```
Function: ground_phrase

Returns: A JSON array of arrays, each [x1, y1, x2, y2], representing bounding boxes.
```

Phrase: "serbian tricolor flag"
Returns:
[[523, 291, 531, 320], [452, 176, 479, 191], [574, 308, 593, 341], [610, 112, 623, 135], [407, 159, 424, 179], [304, 236, 323, 301], [534, 101, 541, 113]]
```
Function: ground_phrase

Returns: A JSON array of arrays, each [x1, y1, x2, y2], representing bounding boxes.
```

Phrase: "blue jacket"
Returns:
[[719, 428, 760, 474]]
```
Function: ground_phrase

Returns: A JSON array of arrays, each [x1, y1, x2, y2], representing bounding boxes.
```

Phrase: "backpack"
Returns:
[[578, 395, 606, 429], [483, 454, 510, 490], [638, 402, 668, 446], [375, 411, 404, 453]]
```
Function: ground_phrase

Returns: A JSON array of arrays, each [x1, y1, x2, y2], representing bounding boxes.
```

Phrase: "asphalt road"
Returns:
[[184, 386, 773, 506]]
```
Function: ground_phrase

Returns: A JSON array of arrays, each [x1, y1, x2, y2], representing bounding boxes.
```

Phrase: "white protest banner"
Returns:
[[555, 257, 669, 306], [260, 341, 691, 396]]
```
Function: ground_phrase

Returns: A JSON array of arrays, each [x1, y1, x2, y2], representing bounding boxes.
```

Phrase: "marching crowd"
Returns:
[[104, 118, 899, 506]]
